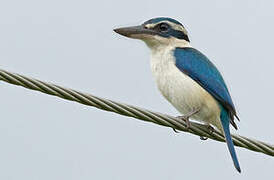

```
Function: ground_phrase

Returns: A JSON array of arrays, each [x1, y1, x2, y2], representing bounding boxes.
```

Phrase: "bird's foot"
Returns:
[[207, 124, 215, 134], [176, 107, 200, 130], [200, 124, 215, 140]]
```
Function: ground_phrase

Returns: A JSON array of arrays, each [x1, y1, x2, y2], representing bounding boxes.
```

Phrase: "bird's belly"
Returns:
[[153, 62, 221, 126]]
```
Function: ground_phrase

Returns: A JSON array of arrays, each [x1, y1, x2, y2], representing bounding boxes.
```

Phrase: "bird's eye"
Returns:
[[159, 23, 169, 32]]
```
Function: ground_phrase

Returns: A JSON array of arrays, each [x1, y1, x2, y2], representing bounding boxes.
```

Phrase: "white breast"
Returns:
[[149, 45, 222, 130]]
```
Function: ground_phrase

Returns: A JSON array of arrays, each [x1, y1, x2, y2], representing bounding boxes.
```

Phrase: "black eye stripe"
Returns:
[[144, 22, 190, 42]]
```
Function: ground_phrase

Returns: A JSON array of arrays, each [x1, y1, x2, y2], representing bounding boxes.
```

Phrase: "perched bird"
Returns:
[[114, 17, 241, 172]]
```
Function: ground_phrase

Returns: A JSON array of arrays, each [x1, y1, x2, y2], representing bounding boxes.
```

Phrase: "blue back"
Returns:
[[174, 47, 237, 118]]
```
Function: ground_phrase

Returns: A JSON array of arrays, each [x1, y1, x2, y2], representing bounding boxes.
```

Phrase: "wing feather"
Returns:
[[174, 47, 238, 129]]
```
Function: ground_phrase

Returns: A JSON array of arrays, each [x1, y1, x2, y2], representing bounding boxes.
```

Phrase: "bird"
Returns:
[[114, 17, 241, 173]]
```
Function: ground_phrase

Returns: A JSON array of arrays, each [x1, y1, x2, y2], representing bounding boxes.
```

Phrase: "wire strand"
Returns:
[[0, 68, 273, 156]]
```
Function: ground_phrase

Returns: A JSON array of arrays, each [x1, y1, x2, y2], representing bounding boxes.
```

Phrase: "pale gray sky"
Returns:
[[0, 0, 273, 179]]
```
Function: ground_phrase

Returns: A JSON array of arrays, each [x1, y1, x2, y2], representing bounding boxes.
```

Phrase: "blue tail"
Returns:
[[220, 106, 241, 173]]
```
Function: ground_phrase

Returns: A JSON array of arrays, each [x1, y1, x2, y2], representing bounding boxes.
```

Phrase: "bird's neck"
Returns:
[[146, 37, 192, 77], [149, 40, 187, 78]]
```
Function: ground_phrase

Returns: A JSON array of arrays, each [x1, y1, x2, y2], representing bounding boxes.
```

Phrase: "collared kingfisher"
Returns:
[[114, 17, 241, 173]]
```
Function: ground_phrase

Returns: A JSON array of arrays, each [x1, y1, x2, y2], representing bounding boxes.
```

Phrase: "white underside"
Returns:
[[146, 38, 222, 131]]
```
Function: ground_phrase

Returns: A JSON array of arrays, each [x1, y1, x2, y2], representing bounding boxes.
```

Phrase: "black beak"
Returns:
[[114, 25, 156, 38]]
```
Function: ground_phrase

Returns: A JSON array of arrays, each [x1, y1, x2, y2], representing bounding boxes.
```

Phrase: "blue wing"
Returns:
[[174, 47, 238, 128]]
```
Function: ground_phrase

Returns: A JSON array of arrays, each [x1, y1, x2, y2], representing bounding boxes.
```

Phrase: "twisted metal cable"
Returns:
[[0, 68, 273, 156]]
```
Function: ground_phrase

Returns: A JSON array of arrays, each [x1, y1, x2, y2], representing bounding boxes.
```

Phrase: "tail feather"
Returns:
[[220, 107, 241, 173]]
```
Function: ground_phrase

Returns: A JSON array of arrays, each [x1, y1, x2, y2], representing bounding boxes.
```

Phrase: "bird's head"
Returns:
[[114, 17, 190, 49]]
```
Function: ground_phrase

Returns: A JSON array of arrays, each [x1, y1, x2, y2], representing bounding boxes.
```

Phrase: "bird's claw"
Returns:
[[207, 124, 215, 134], [200, 125, 215, 141], [176, 107, 200, 130]]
